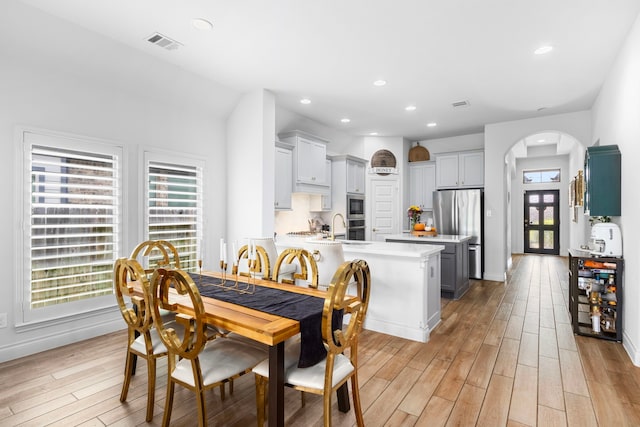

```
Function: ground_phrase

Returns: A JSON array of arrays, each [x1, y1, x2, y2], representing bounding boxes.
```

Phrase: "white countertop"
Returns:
[[275, 236, 443, 258], [384, 233, 473, 244]]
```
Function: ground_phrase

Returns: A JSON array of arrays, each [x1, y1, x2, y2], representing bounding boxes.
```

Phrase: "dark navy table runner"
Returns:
[[190, 273, 339, 368]]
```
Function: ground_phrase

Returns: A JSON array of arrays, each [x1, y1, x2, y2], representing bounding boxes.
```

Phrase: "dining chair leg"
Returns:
[[145, 357, 157, 422], [351, 375, 364, 427], [196, 389, 207, 427], [162, 380, 175, 427], [120, 350, 135, 402], [254, 374, 266, 427], [323, 390, 332, 427]]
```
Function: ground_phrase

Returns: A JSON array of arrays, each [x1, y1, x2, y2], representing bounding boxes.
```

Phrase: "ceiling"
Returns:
[[16, 0, 640, 141]]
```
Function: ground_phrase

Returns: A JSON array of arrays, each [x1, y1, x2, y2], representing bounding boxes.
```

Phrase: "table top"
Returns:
[[174, 270, 333, 346]]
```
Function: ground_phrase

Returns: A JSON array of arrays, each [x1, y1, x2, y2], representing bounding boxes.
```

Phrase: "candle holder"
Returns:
[[219, 260, 228, 285]]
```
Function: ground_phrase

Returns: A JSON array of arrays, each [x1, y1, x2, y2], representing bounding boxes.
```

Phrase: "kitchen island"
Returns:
[[385, 234, 472, 299], [276, 238, 444, 343]]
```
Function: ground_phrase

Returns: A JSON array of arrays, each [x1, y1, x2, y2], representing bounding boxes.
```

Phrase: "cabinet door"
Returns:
[[346, 160, 365, 193], [296, 137, 326, 184], [459, 151, 484, 187], [274, 147, 292, 210], [409, 162, 436, 210], [436, 154, 459, 188], [440, 253, 455, 291], [322, 159, 332, 209]]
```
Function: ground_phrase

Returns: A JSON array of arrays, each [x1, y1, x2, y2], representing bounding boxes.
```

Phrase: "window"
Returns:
[[20, 130, 122, 323], [145, 153, 203, 272], [523, 169, 561, 184]]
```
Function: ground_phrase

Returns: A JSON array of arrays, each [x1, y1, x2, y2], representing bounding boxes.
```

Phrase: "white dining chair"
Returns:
[[237, 237, 297, 281]]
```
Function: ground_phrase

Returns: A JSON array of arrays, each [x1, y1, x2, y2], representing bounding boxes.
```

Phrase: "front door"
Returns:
[[524, 190, 560, 255], [370, 179, 398, 241]]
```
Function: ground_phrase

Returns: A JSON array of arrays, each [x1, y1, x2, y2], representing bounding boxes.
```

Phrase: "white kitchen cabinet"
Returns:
[[346, 159, 366, 194], [278, 130, 330, 194], [311, 158, 332, 211], [274, 143, 293, 210], [436, 151, 484, 188], [409, 161, 436, 211]]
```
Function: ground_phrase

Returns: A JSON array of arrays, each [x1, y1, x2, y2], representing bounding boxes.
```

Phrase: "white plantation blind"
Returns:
[[30, 144, 119, 309], [147, 159, 202, 272]]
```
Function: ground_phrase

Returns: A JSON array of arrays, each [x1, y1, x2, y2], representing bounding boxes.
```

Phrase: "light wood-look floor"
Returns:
[[2, 254, 640, 426]]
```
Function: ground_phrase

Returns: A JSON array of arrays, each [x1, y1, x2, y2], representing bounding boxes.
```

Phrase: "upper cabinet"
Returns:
[[279, 130, 330, 194], [346, 159, 366, 194], [409, 161, 436, 211], [436, 151, 484, 188], [332, 155, 367, 195], [274, 142, 293, 210], [584, 145, 621, 216]]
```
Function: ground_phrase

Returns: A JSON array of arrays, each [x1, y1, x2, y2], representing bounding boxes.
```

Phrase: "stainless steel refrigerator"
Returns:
[[433, 189, 483, 279]]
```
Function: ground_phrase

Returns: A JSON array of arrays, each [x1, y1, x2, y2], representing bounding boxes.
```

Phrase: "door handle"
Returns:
[[372, 228, 377, 232]]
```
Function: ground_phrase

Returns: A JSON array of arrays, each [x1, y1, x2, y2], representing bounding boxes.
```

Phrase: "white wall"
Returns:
[[227, 89, 276, 244], [511, 155, 570, 255], [484, 111, 591, 281], [591, 12, 640, 365], [0, 1, 233, 362]]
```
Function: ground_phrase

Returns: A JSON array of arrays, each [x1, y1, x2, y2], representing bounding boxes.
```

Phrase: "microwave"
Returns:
[[347, 195, 365, 218]]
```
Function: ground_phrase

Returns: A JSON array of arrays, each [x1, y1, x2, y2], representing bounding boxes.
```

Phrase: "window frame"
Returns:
[[522, 168, 561, 184], [16, 128, 124, 326], [142, 150, 204, 272]]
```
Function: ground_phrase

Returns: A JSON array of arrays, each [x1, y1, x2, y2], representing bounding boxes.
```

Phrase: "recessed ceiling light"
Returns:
[[534, 45, 553, 55], [537, 139, 546, 143], [192, 18, 213, 31], [426, 122, 437, 127], [300, 98, 311, 105], [341, 118, 351, 123], [405, 105, 417, 112], [373, 80, 387, 87], [369, 132, 378, 136]]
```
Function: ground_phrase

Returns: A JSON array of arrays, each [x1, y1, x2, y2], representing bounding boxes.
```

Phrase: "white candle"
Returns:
[[223, 243, 227, 264], [232, 241, 238, 266], [249, 239, 255, 261], [219, 238, 224, 262]]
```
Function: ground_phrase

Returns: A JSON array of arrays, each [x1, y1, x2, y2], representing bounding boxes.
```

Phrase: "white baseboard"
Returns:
[[483, 271, 506, 282], [364, 317, 430, 343], [623, 330, 640, 367]]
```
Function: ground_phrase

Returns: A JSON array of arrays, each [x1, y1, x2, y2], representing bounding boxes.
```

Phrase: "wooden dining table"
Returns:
[[158, 270, 352, 426]]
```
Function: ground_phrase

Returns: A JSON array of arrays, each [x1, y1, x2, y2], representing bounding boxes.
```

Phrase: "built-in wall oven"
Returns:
[[347, 195, 365, 218], [346, 218, 365, 240], [346, 195, 365, 240]]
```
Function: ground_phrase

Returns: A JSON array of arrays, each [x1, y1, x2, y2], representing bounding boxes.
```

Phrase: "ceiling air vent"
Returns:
[[451, 100, 470, 108], [146, 32, 182, 51]]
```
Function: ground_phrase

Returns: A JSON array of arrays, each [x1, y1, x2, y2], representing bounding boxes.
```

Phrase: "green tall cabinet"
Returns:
[[584, 145, 621, 216]]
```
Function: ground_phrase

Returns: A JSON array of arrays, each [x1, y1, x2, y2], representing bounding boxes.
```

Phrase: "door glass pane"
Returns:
[[544, 231, 554, 249], [529, 194, 539, 203], [543, 194, 555, 203], [529, 207, 539, 225], [543, 207, 554, 225], [529, 230, 539, 248]]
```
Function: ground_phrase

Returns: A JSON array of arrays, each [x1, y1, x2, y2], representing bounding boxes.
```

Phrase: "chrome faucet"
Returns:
[[330, 213, 346, 240]]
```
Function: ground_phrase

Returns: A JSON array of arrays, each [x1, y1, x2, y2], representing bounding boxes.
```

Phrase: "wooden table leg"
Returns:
[[337, 383, 350, 412], [268, 342, 285, 427]]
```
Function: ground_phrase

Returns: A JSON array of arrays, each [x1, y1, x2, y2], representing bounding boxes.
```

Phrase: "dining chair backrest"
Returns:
[[323, 259, 371, 355], [149, 268, 208, 360], [236, 237, 276, 278], [130, 240, 181, 275], [114, 257, 153, 334], [272, 247, 319, 288]]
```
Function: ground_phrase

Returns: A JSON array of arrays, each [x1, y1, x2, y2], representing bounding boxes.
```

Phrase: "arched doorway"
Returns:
[[505, 131, 588, 258]]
